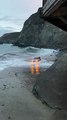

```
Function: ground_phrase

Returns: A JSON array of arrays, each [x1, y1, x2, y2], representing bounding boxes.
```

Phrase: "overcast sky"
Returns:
[[0, 0, 42, 36]]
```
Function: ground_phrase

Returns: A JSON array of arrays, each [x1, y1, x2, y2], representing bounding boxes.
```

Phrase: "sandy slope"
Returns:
[[0, 67, 66, 120]]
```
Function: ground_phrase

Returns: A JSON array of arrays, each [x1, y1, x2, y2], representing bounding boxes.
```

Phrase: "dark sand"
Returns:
[[0, 66, 66, 120]]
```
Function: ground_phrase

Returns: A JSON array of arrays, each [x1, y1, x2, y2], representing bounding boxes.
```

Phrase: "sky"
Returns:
[[0, 0, 42, 36]]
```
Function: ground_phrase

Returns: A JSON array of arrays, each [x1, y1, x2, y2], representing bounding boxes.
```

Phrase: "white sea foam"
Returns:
[[0, 44, 59, 71]]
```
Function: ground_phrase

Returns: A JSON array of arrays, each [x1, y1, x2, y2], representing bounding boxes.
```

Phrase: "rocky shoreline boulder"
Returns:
[[32, 53, 67, 109]]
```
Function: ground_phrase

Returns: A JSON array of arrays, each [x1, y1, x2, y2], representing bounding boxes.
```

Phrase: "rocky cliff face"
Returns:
[[14, 8, 67, 50], [0, 8, 67, 50], [0, 32, 20, 44], [14, 8, 44, 47]]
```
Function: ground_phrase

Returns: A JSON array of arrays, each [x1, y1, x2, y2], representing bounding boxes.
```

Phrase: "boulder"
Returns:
[[33, 53, 67, 109]]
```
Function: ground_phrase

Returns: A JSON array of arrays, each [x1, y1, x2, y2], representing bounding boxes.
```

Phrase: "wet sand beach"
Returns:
[[0, 66, 55, 120], [0, 66, 67, 120]]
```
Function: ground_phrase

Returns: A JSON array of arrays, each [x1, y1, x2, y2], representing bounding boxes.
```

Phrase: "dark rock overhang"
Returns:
[[41, 0, 67, 31]]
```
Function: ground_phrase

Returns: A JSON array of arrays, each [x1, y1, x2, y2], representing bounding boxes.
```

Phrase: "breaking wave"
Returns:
[[0, 44, 59, 71]]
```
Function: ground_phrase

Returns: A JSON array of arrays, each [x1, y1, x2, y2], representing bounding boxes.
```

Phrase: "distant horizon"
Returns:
[[0, 0, 42, 36]]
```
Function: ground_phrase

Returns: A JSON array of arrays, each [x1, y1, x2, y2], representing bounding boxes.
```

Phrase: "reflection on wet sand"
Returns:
[[31, 60, 40, 74]]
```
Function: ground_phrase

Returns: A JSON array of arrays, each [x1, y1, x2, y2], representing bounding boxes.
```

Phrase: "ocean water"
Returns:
[[0, 44, 59, 71]]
